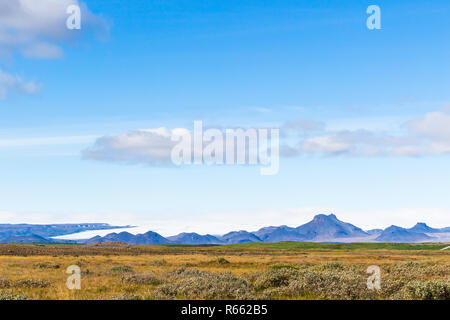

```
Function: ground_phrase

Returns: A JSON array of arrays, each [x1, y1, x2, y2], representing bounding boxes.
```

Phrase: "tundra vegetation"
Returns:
[[0, 242, 448, 300]]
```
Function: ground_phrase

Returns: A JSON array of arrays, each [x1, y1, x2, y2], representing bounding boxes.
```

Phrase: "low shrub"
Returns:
[[110, 265, 135, 274], [151, 259, 167, 266], [0, 279, 11, 288], [122, 273, 161, 285], [254, 267, 300, 290], [207, 257, 230, 265], [0, 290, 30, 300], [0, 279, 51, 289], [32, 262, 60, 269], [386, 261, 427, 280], [167, 267, 208, 279], [154, 271, 255, 300], [257, 269, 375, 300], [402, 280, 450, 300], [270, 263, 299, 270], [314, 262, 345, 271], [215, 257, 230, 265], [13, 279, 51, 288]]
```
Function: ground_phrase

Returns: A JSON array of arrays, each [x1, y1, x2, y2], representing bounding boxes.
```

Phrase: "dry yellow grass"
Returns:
[[0, 243, 448, 300]]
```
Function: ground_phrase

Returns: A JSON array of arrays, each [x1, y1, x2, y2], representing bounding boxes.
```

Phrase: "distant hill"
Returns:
[[85, 229, 262, 245], [84, 231, 170, 245], [0, 223, 129, 241], [366, 229, 383, 235], [220, 231, 262, 244], [295, 214, 368, 240], [167, 233, 222, 244], [408, 222, 441, 233], [375, 226, 433, 242], [0, 234, 52, 243], [254, 225, 306, 242], [252, 214, 370, 243]]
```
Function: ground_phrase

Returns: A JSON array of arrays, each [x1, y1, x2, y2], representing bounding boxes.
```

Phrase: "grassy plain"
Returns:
[[0, 242, 448, 300]]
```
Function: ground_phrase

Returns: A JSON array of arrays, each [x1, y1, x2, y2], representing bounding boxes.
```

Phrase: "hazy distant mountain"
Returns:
[[0, 223, 128, 240], [0, 234, 52, 243], [86, 231, 136, 244], [295, 214, 368, 240], [253, 214, 368, 242], [220, 231, 262, 244], [1, 215, 449, 244], [167, 233, 223, 244], [366, 229, 383, 235], [133, 231, 171, 244], [254, 226, 306, 242], [85, 231, 170, 245], [408, 223, 441, 233], [375, 226, 433, 242], [80, 214, 449, 245]]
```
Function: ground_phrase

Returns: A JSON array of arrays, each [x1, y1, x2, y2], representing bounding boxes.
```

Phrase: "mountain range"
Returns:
[[0, 215, 449, 244], [85, 231, 170, 245], [0, 223, 129, 244], [78, 214, 450, 245], [374, 225, 433, 242]]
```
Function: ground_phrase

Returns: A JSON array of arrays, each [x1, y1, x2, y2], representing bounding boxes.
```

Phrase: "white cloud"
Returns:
[[0, 0, 108, 59], [83, 125, 278, 168], [302, 135, 351, 154], [282, 119, 325, 134], [83, 109, 450, 168], [0, 1, 108, 99], [21, 42, 63, 59], [406, 111, 450, 141], [82, 128, 186, 166], [297, 109, 450, 157], [0, 68, 41, 98]]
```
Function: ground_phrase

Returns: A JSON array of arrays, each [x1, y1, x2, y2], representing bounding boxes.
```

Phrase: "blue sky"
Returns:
[[0, 0, 449, 236]]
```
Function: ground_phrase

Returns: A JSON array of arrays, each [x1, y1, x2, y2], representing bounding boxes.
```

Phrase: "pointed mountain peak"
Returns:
[[408, 222, 440, 233], [297, 214, 368, 240], [385, 225, 402, 231]]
